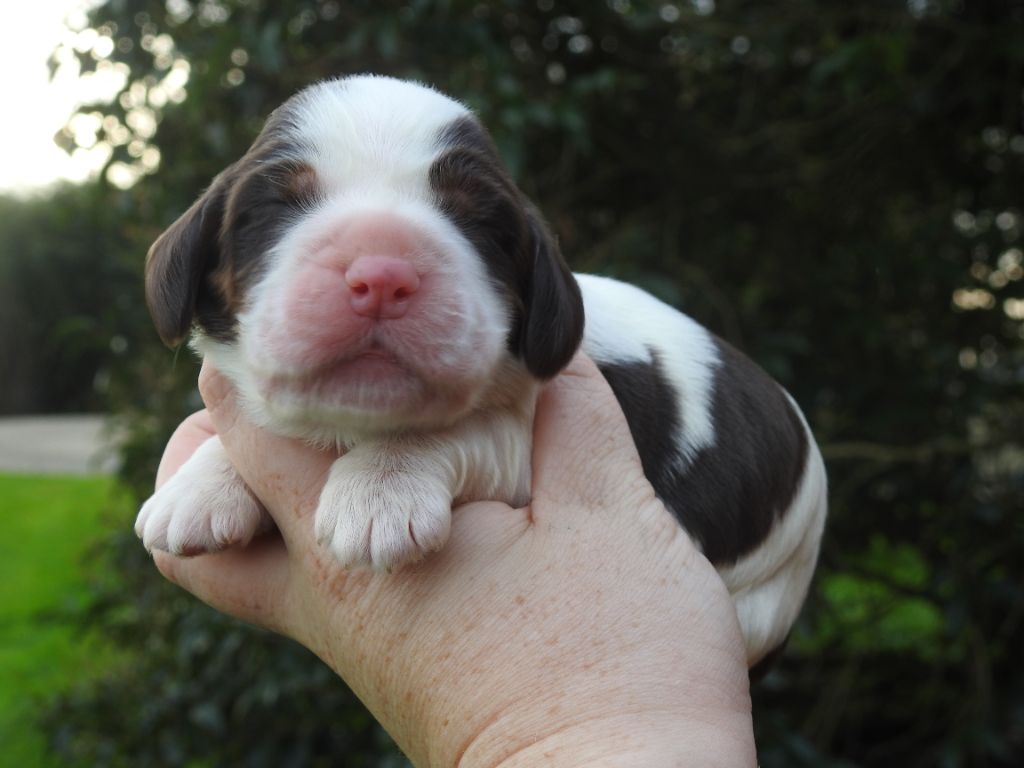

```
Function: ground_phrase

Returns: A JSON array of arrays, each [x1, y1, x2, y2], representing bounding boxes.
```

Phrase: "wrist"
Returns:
[[363, 649, 756, 768], [474, 710, 756, 768], [397, 652, 756, 768]]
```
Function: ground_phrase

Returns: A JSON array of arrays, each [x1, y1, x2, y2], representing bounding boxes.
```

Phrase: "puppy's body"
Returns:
[[580, 274, 827, 662], [137, 75, 827, 666]]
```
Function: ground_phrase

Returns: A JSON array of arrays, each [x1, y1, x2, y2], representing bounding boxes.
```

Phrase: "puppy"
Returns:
[[136, 75, 827, 667]]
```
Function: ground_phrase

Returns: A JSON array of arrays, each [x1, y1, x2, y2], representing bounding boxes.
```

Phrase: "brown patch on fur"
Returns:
[[430, 116, 584, 379], [145, 95, 322, 346], [213, 159, 323, 315]]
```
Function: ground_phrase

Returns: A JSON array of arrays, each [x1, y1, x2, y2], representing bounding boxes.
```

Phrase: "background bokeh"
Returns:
[[1, 0, 1022, 765]]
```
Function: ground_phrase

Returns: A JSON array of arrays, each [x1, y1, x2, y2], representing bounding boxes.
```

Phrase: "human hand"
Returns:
[[151, 355, 756, 767]]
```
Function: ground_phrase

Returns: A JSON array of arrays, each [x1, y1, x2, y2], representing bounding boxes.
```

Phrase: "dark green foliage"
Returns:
[[43, 532, 403, 767], [28, 0, 1024, 765], [0, 185, 144, 413]]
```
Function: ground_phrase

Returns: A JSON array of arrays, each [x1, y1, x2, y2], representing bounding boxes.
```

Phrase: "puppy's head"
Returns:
[[146, 75, 583, 439]]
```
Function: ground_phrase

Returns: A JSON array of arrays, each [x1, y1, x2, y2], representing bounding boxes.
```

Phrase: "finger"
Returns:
[[155, 409, 216, 488], [198, 363, 336, 547], [531, 353, 648, 509], [153, 534, 294, 634], [532, 356, 705, 567]]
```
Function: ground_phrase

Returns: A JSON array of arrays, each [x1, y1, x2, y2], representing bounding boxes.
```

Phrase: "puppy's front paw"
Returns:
[[315, 456, 453, 571], [135, 437, 272, 556]]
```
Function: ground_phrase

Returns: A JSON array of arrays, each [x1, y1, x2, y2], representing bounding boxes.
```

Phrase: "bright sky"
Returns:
[[0, 0, 120, 193]]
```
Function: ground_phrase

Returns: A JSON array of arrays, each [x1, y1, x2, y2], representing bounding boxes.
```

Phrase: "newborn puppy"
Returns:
[[136, 75, 827, 667]]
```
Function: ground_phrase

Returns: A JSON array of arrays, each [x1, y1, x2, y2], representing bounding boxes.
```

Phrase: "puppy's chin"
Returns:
[[197, 333, 503, 442], [251, 362, 482, 444], [260, 396, 475, 447], [261, 350, 427, 411], [247, 333, 498, 431]]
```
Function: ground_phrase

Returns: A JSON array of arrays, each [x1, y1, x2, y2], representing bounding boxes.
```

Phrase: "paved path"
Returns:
[[0, 415, 118, 475]]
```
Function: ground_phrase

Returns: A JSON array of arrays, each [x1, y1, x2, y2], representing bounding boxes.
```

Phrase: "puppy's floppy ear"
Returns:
[[145, 172, 231, 346], [518, 209, 585, 379]]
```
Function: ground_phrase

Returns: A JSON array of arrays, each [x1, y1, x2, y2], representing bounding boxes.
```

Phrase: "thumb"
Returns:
[[530, 353, 651, 511], [198, 362, 335, 548]]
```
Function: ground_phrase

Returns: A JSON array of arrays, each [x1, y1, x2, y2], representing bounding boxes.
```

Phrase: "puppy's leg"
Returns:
[[136, 436, 273, 556], [315, 408, 533, 571], [315, 437, 456, 571]]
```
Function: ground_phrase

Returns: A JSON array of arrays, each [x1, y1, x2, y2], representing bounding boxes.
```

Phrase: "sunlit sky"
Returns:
[[0, 0, 119, 193]]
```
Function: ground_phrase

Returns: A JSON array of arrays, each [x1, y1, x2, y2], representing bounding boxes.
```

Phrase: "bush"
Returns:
[[0, 185, 143, 414]]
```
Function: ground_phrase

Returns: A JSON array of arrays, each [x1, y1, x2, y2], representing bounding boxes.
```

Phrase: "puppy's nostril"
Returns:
[[345, 256, 420, 319]]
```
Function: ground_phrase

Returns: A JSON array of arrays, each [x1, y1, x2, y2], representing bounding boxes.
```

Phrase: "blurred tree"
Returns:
[[0, 184, 143, 413], [39, 0, 1024, 766]]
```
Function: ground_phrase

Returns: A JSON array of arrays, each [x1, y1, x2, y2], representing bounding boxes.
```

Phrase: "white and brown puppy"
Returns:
[[136, 75, 827, 668]]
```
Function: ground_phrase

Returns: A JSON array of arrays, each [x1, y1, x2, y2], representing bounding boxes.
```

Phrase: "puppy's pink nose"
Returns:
[[345, 256, 420, 319]]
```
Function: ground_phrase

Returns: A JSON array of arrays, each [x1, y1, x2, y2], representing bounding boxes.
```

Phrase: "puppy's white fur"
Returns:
[[577, 274, 719, 468], [136, 436, 272, 555]]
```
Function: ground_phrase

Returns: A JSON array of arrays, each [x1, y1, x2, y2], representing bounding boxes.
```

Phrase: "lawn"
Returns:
[[0, 473, 129, 767]]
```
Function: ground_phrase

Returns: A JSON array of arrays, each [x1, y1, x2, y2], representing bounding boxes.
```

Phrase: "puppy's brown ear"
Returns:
[[145, 174, 230, 346], [518, 211, 585, 379]]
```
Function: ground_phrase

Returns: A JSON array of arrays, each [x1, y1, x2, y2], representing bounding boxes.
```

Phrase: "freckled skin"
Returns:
[[151, 356, 758, 766]]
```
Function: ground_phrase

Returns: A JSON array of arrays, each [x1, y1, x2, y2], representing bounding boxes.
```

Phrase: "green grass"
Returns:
[[0, 473, 129, 767]]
